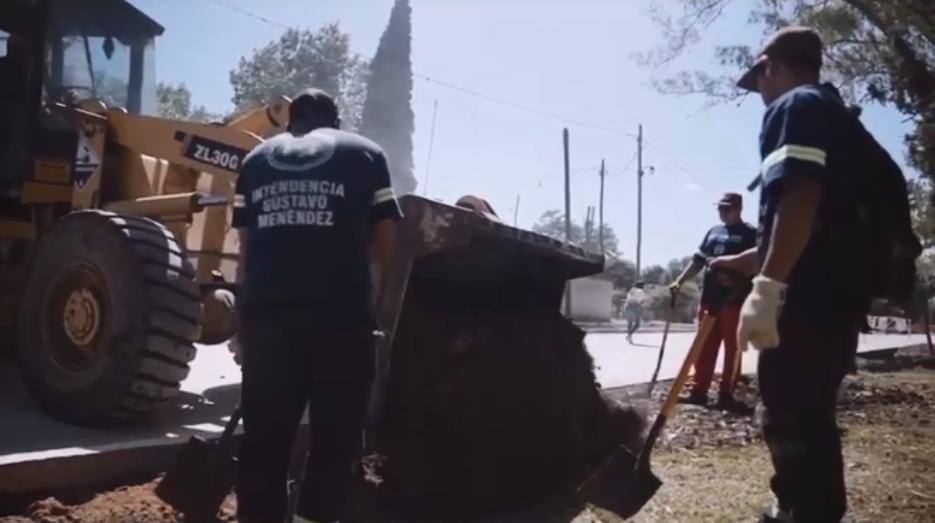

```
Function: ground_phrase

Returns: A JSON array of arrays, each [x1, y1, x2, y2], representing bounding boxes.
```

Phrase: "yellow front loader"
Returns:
[[0, 0, 291, 424]]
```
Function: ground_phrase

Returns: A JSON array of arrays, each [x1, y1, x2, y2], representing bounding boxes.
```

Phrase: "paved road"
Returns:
[[585, 330, 927, 389], [0, 330, 926, 475]]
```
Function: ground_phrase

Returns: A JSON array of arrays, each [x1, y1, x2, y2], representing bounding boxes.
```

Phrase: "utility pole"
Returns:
[[563, 128, 572, 317], [599, 159, 605, 257], [513, 194, 521, 227], [421, 99, 439, 197], [585, 206, 594, 245], [636, 124, 643, 278]]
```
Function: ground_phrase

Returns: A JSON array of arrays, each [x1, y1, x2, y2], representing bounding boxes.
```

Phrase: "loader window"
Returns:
[[52, 35, 156, 115], [44, 0, 159, 117]]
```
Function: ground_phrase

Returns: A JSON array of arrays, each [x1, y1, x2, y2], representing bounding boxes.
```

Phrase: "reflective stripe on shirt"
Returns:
[[373, 187, 396, 205], [761, 144, 827, 172]]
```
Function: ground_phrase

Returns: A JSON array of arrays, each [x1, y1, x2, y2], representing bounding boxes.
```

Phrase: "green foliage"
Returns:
[[908, 177, 935, 249], [643, 0, 935, 178], [229, 24, 369, 130], [156, 82, 191, 120], [641, 265, 666, 285], [603, 259, 638, 290], [359, 0, 417, 194], [644, 282, 701, 323], [532, 209, 620, 257], [157, 83, 221, 122]]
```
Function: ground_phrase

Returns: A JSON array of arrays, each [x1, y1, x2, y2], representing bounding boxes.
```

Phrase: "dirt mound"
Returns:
[[0, 480, 237, 523], [375, 284, 645, 520]]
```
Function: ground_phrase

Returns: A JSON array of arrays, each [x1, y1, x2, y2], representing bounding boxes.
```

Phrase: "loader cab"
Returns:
[[0, 0, 163, 186]]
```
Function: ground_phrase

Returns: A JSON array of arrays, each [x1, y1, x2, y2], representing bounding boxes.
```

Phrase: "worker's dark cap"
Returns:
[[716, 192, 743, 209], [289, 88, 339, 126], [737, 26, 823, 92]]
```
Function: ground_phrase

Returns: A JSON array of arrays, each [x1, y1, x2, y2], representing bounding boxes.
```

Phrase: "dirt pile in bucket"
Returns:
[[373, 288, 645, 520]]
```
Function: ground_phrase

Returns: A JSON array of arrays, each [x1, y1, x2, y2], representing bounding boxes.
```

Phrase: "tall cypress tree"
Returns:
[[360, 0, 417, 195]]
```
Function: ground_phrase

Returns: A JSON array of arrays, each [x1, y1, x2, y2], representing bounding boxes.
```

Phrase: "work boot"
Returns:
[[760, 500, 795, 522], [678, 391, 707, 406], [715, 394, 752, 415]]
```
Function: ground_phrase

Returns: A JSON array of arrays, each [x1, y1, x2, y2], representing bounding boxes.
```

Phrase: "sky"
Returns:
[[130, 0, 916, 267]]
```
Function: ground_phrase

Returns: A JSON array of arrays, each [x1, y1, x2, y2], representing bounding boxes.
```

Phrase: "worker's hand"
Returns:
[[229, 334, 243, 366], [737, 275, 787, 351]]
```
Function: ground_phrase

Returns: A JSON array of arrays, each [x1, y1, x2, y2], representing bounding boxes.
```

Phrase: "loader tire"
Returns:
[[17, 211, 202, 426]]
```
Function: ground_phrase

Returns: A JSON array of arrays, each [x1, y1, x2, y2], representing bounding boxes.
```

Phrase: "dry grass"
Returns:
[[579, 368, 935, 523]]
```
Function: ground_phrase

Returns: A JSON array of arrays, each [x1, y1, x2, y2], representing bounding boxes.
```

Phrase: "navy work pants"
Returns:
[[758, 315, 858, 523], [236, 308, 375, 523]]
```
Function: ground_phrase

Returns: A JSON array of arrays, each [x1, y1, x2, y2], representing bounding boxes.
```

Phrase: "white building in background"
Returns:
[[562, 277, 613, 321]]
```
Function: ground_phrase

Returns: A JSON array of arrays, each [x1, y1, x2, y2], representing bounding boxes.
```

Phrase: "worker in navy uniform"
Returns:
[[669, 192, 756, 409], [715, 26, 871, 522], [232, 88, 402, 523]]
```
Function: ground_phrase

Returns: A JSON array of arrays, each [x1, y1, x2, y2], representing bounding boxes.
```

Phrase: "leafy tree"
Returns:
[[644, 281, 701, 323], [603, 259, 638, 290], [359, 0, 417, 194], [157, 82, 191, 120], [532, 209, 620, 256], [641, 265, 666, 285], [157, 83, 221, 122], [642, 0, 935, 179], [229, 24, 369, 130], [908, 177, 935, 249]]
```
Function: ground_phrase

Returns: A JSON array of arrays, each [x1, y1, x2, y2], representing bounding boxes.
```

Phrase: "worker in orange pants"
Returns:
[[689, 301, 743, 407], [669, 192, 756, 409]]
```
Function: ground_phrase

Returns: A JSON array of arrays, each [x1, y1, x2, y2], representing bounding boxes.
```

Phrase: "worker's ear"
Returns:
[[334, 116, 342, 129]]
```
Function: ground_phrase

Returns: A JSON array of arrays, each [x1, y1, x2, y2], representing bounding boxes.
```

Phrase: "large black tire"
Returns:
[[17, 210, 202, 426]]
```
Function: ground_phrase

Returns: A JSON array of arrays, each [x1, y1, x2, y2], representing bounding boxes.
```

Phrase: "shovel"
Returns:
[[155, 406, 242, 521], [577, 314, 718, 518], [646, 290, 677, 396], [578, 258, 750, 518]]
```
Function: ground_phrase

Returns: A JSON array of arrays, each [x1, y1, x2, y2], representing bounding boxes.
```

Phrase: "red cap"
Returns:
[[716, 192, 742, 209]]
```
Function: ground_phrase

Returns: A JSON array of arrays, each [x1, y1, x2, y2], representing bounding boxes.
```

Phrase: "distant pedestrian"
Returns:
[[624, 281, 646, 342]]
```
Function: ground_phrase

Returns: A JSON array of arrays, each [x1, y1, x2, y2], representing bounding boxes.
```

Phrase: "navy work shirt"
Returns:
[[232, 128, 402, 320], [757, 83, 864, 328], [699, 222, 757, 307]]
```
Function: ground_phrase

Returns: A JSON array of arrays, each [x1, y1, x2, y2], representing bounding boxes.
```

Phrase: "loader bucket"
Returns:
[[369, 196, 647, 520], [403, 196, 602, 280]]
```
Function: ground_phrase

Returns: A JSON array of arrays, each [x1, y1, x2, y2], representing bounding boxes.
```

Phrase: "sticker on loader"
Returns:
[[178, 133, 248, 173], [73, 134, 100, 189]]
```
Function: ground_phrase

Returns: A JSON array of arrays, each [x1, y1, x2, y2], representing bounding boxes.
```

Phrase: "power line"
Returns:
[[210, 0, 289, 29], [207, 0, 640, 138], [643, 139, 707, 190]]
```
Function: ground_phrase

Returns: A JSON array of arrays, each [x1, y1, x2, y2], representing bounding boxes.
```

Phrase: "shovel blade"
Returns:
[[155, 435, 237, 519], [577, 446, 662, 519]]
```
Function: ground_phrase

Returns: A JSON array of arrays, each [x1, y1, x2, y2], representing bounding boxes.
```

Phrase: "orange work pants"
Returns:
[[688, 302, 742, 398]]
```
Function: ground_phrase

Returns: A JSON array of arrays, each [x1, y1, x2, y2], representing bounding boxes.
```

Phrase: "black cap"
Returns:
[[289, 88, 339, 129], [737, 26, 823, 92]]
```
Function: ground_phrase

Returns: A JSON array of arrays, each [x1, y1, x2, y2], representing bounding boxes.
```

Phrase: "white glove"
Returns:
[[737, 275, 787, 351]]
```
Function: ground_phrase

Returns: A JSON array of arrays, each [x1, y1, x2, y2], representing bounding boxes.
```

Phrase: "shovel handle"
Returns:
[[646, 294, 677, 395], [640, 315, 718, 459]]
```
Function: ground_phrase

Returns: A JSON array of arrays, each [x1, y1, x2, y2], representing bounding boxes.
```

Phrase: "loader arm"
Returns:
[[106, 111, 265, 182], [224, 96, 292, 136]]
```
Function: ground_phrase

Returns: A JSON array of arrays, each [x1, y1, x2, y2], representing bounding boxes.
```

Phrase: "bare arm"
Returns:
[[674, 259, 704, 287], [760, 176, 822, 281], [711, 247, 760, 276]]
